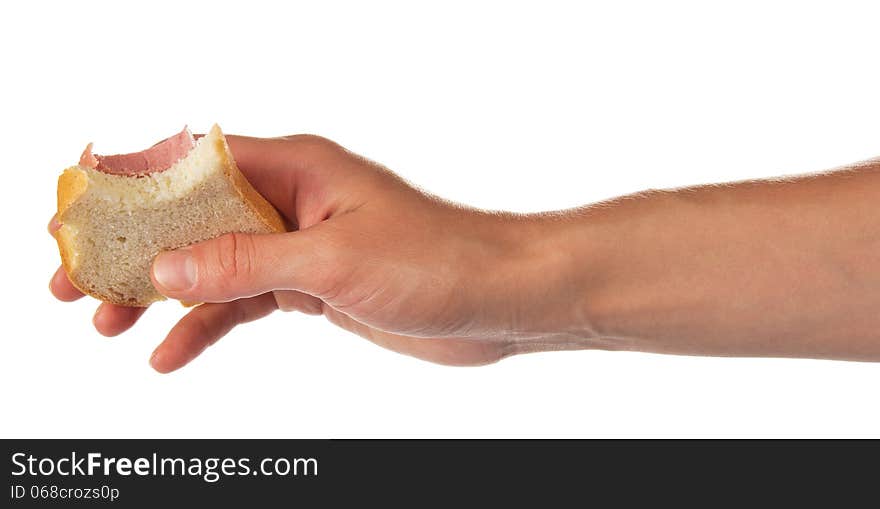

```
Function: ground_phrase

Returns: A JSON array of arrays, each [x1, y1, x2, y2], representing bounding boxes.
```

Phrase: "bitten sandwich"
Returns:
[[55, 125, 285, 306]]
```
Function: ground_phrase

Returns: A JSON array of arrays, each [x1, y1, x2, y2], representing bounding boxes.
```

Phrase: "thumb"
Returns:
[[151, 230, 333, 302]]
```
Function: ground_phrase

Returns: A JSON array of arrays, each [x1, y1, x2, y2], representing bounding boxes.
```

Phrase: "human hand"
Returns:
[[50, 134, 589, 373]]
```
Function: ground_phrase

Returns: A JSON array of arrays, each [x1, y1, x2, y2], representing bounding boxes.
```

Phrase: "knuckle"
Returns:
[[211, 232, 257, 283], [283, 133, 335, 149], [282, 134, 343, 161]]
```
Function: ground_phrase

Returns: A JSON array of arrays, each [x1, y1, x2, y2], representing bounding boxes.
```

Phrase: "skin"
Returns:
[[49, 135, 880, 373]]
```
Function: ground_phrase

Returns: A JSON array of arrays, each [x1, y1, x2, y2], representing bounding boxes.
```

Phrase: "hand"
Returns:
[[50, 135, 588, 373]]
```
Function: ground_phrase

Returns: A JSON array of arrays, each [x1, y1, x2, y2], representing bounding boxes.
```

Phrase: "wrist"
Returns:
[[477, 210, 601, 350]]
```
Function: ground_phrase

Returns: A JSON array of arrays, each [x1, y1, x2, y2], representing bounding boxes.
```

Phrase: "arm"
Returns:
[[567, 162, 880, 360], [49, 135, 880, 370], [522, 160, 880, 360]]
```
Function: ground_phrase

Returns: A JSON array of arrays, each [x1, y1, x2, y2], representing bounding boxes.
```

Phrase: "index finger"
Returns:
[[222, 133, 352, 221]]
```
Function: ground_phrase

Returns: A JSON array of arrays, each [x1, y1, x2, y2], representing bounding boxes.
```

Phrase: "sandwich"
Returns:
[[54, 125, 285, 306]]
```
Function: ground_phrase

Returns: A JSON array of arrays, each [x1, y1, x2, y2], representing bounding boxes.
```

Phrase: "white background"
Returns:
[[2, 1, 879, 438]]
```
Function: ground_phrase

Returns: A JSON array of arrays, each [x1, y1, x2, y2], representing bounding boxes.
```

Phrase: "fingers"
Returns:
[[51, 261, 147, 335], [149, 293, 278, 373], [224, 133, 340, 178], [49, 266, 84, 302], [221, 134, 345, 221], [151, 228, 338, 304], [93, 303, 147, 337]]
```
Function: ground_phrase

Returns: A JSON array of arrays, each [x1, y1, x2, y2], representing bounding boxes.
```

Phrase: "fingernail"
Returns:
[[153, 250, 196, 292]]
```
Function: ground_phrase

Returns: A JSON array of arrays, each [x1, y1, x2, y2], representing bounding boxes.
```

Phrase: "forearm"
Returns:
[[517, 160, 880, 360]]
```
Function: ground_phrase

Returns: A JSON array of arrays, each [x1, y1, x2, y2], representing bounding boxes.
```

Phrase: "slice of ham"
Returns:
[[79, 127, 196, 176]]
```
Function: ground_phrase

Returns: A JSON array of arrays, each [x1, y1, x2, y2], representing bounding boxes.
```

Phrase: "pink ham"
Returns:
[[79, 127, 196, 176]]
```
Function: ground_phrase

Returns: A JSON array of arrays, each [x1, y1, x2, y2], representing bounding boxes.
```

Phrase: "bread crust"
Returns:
[[211, 124, 286, 234], [55, 125, 286, 306], [55, 167, 110, 302]]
